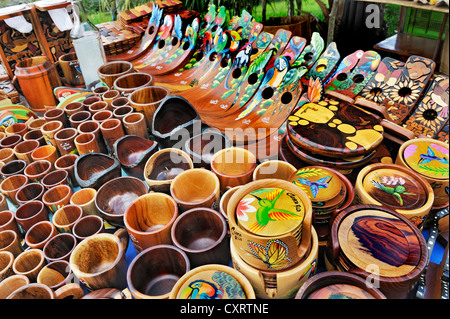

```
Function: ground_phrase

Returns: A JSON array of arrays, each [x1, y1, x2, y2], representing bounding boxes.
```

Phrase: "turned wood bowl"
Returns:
[[97, 61, 134, 88], [95, 176, 148, 227], [143, 148, 194, 193], [184, 129, 231, 168], [151, 95, 200, 148], [113, 72, 154, 97], [74, 152, 121, 190], [113, 135, 158, 179]]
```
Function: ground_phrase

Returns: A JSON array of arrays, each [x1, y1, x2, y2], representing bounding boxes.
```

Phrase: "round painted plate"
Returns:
[[236, 188, 305, 237], [338, 210, 421, 278], [402, 140, 449, 180], [290, 167, 342, 204], [176, 270, 246, 299], [362, 168, 427, 210], [308, 283, 376, 299], [287, 99, 384, 158]]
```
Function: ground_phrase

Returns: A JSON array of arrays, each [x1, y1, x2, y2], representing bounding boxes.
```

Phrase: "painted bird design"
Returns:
[[418, 146, 449, 165], [371, 180, 416, 206], [248, 189, 303, 233], [180, 280, 224, 299], [296, 176, 333, 198]]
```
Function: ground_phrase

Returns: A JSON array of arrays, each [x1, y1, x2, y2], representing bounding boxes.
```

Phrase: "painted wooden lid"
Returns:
[[401, 140, 449, 180], [337, 209, 422, 278], [236, 188, 304, 237], [290, 167, 344, 205], [362, 168, 427, 210], [287, 99, 384, 158], [176, 269, 246, 299], [308, 283, 376, 299]]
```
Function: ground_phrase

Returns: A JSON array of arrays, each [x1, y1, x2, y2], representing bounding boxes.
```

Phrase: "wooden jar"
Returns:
[[325, 205, 428, 299], [354, 163, 434, 229], [395, 138, 449, 208], [227, 179, 312, 272]]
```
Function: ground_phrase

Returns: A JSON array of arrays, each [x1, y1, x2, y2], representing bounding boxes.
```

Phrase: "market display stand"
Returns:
[[356, 0, 448, 61]]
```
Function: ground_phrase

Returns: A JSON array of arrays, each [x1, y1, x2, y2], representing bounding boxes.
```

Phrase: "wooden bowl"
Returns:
[[151, 95, 200, 148], [113, 72, 154, 97], [184, 129, 231, 168], [253, 160, 297, 181], [37, 260, 73, 290], [0, 275, 30, 299], [113, 135, 158, 179], [354, 163, 434, 229], [396, 138, 449, 207], [143, 148, 194, 193], [95, 176, 148, 227], [295, 271, 387, 299], [74, 152, 121, 190], [7, 283, 54, 299], [97, 61, 134, 88], [325, 204, 428, 299], [127, 244, 190, 299], [128, 86, 170, 130], [227, 179, 313, 272], [230, 227, 319, 299], [169, 264, 256, 299]]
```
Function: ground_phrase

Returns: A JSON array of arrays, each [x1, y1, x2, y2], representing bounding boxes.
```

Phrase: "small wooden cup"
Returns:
[[124, 192, 178, 253], [31, 145, 58, 166], [0, 250, 14, 282], [13, 140, 40, 164], [0, 193, 8, 211], [64, 101, 85, 117], [81, 96, 101, 110], [69, 229, 129, 291], [23, 129, 46, 147], [123, 112, 148, 139], [12, 249, 46, 282], [69, 110, 92, 130], [0, 159, 27, 179], [0, 148, 16, 164], [37, 260, 73, 290], [54, 154, 79, 188], [253, 160, 297, 181], [5, 122, 28, 137], [170, 168, 220, 212], [7, 283, 54, 299], [111, 97, 130, 109], [14, 200, 48, 234], [15, 182, 45, 206], [89, 101, 111, 114], [127, 244, 189, 299], [74, 133, 101, 154], [112, 105, 134, 120], [72, 215, 105, 243], [27, 118, 47, 131], [97, 61, 134, 88], [0, 230, 23, 257], [92, 110, 113, 123], [24, 160, 52, 183], [113, 72, 153, 97], [211, 147, 257, 192], [25, 220, 58, 250], [42, 233, 77, 263], [54, 128, 78, 156], [128, 86, 170, 130], [0, 134, 22, 150], [40, 120, 63, 147], [70, 187, 99, 216], [44, 108, 68, 128], [100, 118, 125, 153], [76, 120, 106, 153], [102, 89, 120, 107], [41, 169, 69, 190], [52, 204, 83, 233], [42, 184, 73, 214], [0, 174, 28, 206], [0, 210, 21, 235], [0, 275, 30, 299]]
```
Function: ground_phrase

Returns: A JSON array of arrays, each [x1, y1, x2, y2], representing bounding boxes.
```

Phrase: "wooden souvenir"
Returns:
[[151, 95, 201, 148], [113, 72, 154, 97], [169, 264, 256, 299], [7, 283, 54, 299], [252, 160, 297, 181], [396, 138, 449, 207], [290, 31, 324, 70], [184, 129, 231, 168], [356, 55, 435, 124], [295, 271, 386, 299], [106, 3, 164, 62], [354, 163, 434, 229], [97, 61, 134, 88], [0, 174, 28, 206], [113, 135, 158, 179], [326, 205, 428, 299], [305, 42, 340, 84], [287, 98, 384, 158], [230, 226, 318, 299], [74, 152, 121, 190], [95, 176, 148, 227], [404, 75, 449, 138], [97, 20, 143, 57], [0, 250, 14, 282], [143, 148, 194, 193], [227, 179, 312, 272]]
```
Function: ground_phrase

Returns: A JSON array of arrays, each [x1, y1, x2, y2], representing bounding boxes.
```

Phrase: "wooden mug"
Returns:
[[31, 145, 58, 166], [63, 101, 85, 117], [54, 128, 78, 156], [44, 108, 69, 128], [56, 52, 84, 87], [69, 228, 129, 291], [52, 204, 84, 233], [25, 220, 58, 250], [74, 133, 101, 155], [122, 112, 148, 139], [170, 168, 220, 212], [0, 230, 23, 257], [72, 215, 105, 243], [0, 134, 22, 150], [41, 169, 69, 190], [124, 192, 178, 253], [5, 122, 28, 137], [97, 61, 134, 88], [55, 154, 79, 188], [113, 72, 153, 97], [77, 120, 107, 153], [0, 159, 27, 179], [127, 244, 190, 299], [23, 129, 46, 147], [42, 184, 73, 214], [100, 118, 125, 154], [40, 120, 63, 148], [12, 249, 46, 282], [42, 233, 77, 263], [0, 275, 30, 299], [24, 160, 52, 183], [13, 140, 40, 164], [69, 110, 92, 130], [37, 260, 74, 290], [14, 200, 48, 234], [70, 187, 98, 216], [128, 86, 170, 129], [0, 250, 14, 282], [0, 210, 21, 235], [0, 174, 28, 207], [15, 182, 45, 206]]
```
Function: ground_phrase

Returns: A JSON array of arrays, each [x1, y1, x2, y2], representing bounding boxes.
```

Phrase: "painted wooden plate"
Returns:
[[236, 187, 304, 237], [362, 168, 427, 210], [287, 98, 384, 158], [176, 269, 246, 299], [337, 209, 421, 278], [401, 138, 449, 181]]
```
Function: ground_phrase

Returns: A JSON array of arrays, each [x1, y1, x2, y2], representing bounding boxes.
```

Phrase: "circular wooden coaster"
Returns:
[[176, 269, 246, 299], [362, 168, 427, 210], [308, 283, 376, 299], [402, 140, 449, 180], [287, 99, 384, 158], [337, 209, 421, 278], [236, 187, 305, 237]]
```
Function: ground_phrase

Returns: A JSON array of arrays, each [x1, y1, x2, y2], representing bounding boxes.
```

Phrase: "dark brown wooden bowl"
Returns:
[[151, 95, 200, 148], [95, 176, 148, 227], [74, 152, 121, 190], [113, 135, 158, 179]]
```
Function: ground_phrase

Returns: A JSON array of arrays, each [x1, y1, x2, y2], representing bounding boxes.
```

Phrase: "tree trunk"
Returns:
[[262, 0, 267, 22]]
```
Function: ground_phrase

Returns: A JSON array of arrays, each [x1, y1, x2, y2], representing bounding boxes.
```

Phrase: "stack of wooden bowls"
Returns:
[[288, 166, 354, 241], [226, 179, 318, 298]]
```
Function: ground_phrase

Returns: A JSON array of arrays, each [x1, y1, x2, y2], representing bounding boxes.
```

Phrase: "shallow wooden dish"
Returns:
[[113, 135, 158, 179], [74, 152, 121, 190], [143, 148, 194, 193], [151, 95, 200, 149], [95, 176, 148, 227]]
